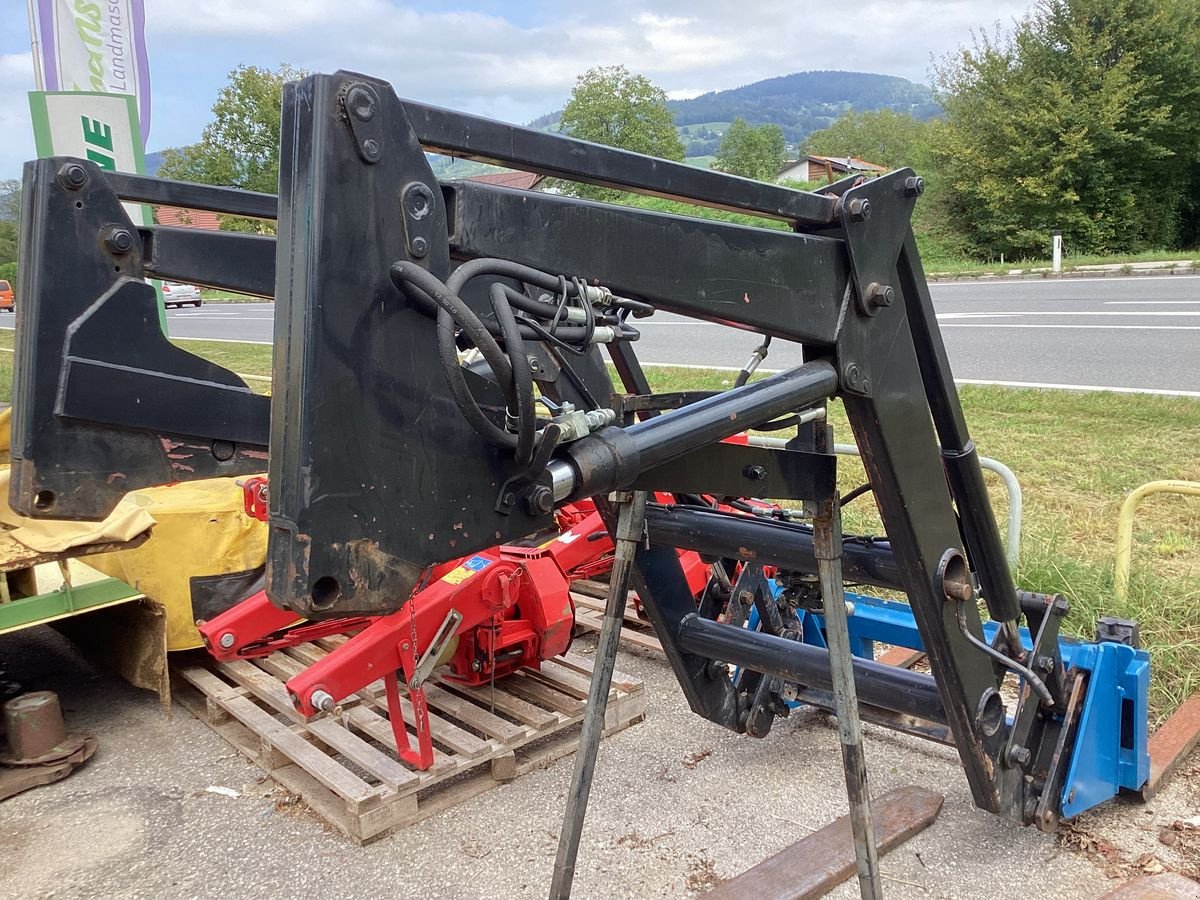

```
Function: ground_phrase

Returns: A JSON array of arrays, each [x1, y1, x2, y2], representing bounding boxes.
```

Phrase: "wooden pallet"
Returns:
[[571, 581, 663, 653], [172, 640, 646, 844]]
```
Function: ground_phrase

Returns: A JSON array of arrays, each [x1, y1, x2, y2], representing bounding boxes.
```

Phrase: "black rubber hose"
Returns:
[[447, 258, 586, 297], [389, 263, 517, 450], [489, 282, 535, 465]]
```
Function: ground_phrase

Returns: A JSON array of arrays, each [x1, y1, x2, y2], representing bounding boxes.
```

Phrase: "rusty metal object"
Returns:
[[0, 691, 90, 765], [1100, 873, 1200, 899], [1142, 694, 1200, 800], [0, 736, 97, 801], [706, 785, 944, 900]]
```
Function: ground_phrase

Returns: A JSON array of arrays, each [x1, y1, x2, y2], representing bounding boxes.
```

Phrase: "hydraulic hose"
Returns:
[[488, 282, 536, 465], [390, 262, 518, 451]]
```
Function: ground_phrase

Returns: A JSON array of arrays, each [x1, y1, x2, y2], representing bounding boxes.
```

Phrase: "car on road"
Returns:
[[162, 281, 202, 308], [0, 279, 13, 312]]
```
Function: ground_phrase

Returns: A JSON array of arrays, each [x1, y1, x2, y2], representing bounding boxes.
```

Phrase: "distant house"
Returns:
[[464, 171, 546, 191], [777, 155, 887, 184], [153, 206, 221, 230]]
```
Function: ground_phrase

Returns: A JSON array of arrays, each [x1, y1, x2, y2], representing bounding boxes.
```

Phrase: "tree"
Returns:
[[801, 110, 930, 170], [158, 64, 307, 232], [0, 179, 20, 268], [557, 66, 684, 200], [715, 118, 786, 181], [0, 179, 21, 225], [932, 0, 1200, 258]]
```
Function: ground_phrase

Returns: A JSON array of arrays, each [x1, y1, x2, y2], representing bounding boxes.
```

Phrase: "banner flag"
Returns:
[[30, 0, 152, 145]]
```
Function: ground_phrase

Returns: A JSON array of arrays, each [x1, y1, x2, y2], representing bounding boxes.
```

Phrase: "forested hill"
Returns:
[[527, 70, 940, 154], [668, 71, 939, 142]]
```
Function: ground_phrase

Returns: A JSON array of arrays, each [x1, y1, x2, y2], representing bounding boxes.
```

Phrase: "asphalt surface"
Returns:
[[150, 275, 1200, 395], [5, 624, 1187, 900]]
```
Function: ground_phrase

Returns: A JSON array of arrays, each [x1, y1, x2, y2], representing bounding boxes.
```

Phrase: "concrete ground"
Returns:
[[1, 625, 1196, 900]]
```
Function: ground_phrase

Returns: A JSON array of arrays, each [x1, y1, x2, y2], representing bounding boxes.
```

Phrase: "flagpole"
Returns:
[[26, 0, 44, 91]]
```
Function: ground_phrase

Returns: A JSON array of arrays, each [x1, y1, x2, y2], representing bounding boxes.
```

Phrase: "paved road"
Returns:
[[97, 274, 1200, 395]]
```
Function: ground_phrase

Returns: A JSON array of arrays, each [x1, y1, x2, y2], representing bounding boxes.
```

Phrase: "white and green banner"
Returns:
[[28, 90, 150, 227], [30, 0, 152, 145]]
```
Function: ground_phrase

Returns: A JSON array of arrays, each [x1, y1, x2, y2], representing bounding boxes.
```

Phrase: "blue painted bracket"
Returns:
[[748, 588, 1150, 818]]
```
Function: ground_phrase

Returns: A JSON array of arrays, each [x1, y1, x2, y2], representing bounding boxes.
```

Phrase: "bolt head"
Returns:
[[904, 176, 926, 197], [218, 632, 236, 649], [361, 138, 381, 161], [742, 464, 768, 481], [57, 163, 88, 190], [846, 197, 872, 222], [345, 84, 376, 121], [865, 282, 894, 310], [524, 485, 554, 516], [104, 228, 134, 255], [410, 235, 429, 258]]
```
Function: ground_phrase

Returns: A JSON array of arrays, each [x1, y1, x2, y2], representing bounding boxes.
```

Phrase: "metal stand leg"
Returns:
[[814, 497, 883, 900], [550, 490, 647, 900]]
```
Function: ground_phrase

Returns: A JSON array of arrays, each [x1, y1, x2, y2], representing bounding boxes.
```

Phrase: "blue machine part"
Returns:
[[746, 588, 1149, 818]]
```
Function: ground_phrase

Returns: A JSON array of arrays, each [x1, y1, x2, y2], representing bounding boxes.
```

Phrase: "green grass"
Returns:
[[925, 248, 1199, 279], [683, 155, 716, 169], [0, 331, 1195, 718], [199, 289, 267, 303]]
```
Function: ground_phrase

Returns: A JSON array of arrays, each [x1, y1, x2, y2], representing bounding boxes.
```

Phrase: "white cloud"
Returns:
[[0, 53, 36, 178], [1, 0, 1037, 174], [146, 0, 1034, 119]]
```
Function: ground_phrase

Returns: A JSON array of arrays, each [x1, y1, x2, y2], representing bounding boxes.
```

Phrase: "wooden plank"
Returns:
[[524, 661, 604, 702], [706, 786, 943, 900], [219, 659, 306, 723], [340, 705, 455, 774], [570, 590, 646, 628], [556, 652, 642, 694], [302, 715, 419, 792], [423, 683, 528, 743], [502, 673, 584, 716], [171, 641, 647, 844], [359, 695, 487, 763], [1143, 693, 1200, 799], [441, 680, 560, 729], [572, 606, 665, 654], [212, 684, 376, 805]]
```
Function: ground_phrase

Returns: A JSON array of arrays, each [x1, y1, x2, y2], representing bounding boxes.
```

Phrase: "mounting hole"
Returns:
[[74, 201, 83, 209], [310, 576, 341, 610], [33, 490, 56, 511], [976, 687, 1005, 738]]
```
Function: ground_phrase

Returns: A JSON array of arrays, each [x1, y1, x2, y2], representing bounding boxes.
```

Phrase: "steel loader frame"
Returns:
[[11, 69, 1146, 850]]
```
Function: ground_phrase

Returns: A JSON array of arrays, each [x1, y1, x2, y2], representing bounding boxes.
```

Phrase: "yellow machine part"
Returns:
[[87, 477, 267, 651]]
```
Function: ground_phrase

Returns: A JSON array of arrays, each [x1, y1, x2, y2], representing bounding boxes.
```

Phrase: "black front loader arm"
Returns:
[[11, 69, 1072, 828]]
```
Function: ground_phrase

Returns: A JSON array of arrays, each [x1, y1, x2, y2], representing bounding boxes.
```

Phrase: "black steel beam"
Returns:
[[676, 614, 947, 724], [105, 171, 278, 220], [142, 226, 276, 298], [644, 504, 903, 592], [448, 182, 851, 344], [403, 98, 838, 225]]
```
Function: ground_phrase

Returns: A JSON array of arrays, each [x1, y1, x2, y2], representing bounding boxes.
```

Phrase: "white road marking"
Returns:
[[940, 324, 1200, 331], [954, 378, 1200, 398], [930, 274, 1200, 286], [1104, 300, 1200, 305], [938, 310, 1200, 318], [170, 336, 273, 345], [633, 361, 1200, 397]]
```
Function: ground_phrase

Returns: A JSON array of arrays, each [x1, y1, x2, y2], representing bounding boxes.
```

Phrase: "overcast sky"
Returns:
[[0, 0, 1034, 179]]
